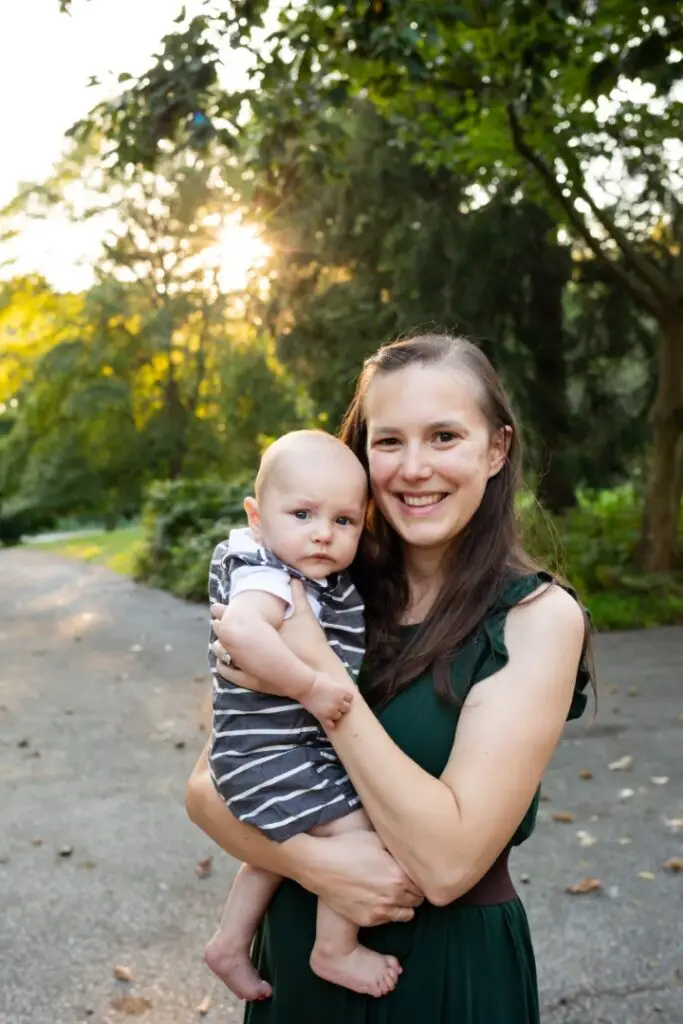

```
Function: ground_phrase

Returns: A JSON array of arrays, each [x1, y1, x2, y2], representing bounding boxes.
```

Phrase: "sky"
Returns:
[[0, 0, 249, 291]]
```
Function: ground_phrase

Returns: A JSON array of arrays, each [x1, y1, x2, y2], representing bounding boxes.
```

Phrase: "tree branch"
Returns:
[[505, 104, 661, 319], [559, 145, 671, 300]]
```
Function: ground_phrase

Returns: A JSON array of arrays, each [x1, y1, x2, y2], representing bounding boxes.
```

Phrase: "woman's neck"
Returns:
[[401, 545, 446, 624]]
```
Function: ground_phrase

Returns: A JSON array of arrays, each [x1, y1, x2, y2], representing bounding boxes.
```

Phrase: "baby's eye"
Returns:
[[292, 510, 311, 521], [336, 516, 353, 527]]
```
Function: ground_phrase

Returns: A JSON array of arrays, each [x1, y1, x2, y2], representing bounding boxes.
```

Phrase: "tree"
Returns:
[[65, 2, 682, 567], [228, 88, 653, 510]]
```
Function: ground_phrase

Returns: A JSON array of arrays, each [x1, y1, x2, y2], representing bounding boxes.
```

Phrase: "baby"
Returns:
[[204, 430, 401, 1001]]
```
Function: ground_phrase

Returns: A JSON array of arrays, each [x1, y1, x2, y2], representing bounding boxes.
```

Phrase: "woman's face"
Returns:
[[364, 364, 508, 559]]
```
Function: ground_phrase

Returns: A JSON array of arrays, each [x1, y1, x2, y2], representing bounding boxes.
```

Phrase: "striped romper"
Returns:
[[208, 528, 365, 842]]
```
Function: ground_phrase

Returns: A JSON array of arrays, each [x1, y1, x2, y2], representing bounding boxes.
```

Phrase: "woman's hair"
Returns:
[[340, 332, 590, 709]]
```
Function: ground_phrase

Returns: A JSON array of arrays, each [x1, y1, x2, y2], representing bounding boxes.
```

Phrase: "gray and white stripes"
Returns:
[[207, 538, 363, 842]]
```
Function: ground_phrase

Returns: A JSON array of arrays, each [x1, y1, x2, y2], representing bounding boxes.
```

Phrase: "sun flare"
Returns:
[[216, 217, 271, 293]]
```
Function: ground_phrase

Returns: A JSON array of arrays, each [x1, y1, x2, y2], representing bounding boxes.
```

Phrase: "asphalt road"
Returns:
[[1, 549, 681, 1024]]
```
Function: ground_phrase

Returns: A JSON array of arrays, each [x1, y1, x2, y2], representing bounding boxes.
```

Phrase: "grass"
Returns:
[[25, 524, 144, 576]]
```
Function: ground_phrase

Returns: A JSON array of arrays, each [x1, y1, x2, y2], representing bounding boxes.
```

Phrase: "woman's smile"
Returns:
[[394, 492, 450, 515]]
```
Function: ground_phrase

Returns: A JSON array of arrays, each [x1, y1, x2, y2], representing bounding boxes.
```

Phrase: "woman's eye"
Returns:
[[292, 510, 311, 521], [374, 437, 400, 447]]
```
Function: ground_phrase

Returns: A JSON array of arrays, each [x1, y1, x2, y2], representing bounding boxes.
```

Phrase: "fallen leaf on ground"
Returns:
[[576, 830, 597, 847], [618, 788, 635, 800], [553, 812, 576, 823], [58, 845, 73, 858], [650, 776, 669, 785], [609, 755, 632, 771], [111, 995, 152, 1015], [578, 769, 593, 780], [663, 858, 683, 873], [617, 837, 632, 845], [196, 856, 213, 879], [30, 837, 43, 846], [17, 738, 30, 748], [197, 995, 212, 1015], [627, 687, 639, 696], [664, 818, 683, 831], [174, 740, 186, 750], [129, 644, 143, 653], [114, 965, 134, 982], [566, 878, 602, 895], [193, 674, 206, 683], [519, 873, 530, 884], [638, 870, 655, 880]]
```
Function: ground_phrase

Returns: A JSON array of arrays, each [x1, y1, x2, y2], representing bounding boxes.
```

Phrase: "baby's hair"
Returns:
[[254, 429, 355, 502]]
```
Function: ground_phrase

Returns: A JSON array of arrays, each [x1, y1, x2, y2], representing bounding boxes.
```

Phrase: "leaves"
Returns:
[[196, 856, 213, 879], [553, 812, 576, 823], [566, 878, 602, 895], [608, 755, 633, 771], [111, 995, 153, 1015], [663, 858, 683, 873]]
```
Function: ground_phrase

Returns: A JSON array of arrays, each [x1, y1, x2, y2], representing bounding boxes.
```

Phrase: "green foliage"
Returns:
[[523, 486, 683, 629], [0, 496, 54, 546], [133, 476, 252, 600], [129, 476, 683, 630]]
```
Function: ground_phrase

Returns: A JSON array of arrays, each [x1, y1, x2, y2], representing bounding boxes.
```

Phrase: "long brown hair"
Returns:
[[340, 332, 590, 709]]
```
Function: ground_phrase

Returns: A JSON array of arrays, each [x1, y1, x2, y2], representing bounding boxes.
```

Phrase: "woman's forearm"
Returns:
[[185, 744, 316, 880], [328, 696, 466, 901]]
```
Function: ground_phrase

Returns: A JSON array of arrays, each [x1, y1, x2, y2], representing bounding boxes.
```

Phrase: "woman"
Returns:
[[186, 333, 592, 1024]]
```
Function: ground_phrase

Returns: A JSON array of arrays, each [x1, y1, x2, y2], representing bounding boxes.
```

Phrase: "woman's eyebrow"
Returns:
[[370, 419, 466, 434]]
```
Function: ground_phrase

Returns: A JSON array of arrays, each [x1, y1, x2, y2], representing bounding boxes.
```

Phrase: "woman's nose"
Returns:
[[401, 445, 432, 481]]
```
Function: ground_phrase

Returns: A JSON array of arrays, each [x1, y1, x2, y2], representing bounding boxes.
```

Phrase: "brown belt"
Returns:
[[455, 846, 517, 906]]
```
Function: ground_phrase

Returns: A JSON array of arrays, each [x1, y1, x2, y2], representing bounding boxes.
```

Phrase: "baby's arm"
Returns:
[[218, 592, 355, 728]]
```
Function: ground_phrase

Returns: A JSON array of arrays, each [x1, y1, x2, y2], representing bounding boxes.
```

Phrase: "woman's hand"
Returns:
[[293, 829, 424, 928]]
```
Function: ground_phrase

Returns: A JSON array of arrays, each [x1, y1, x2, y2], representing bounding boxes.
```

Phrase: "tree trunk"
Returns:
[[637, 316, 683, 571], [526, 212, 577, 514]]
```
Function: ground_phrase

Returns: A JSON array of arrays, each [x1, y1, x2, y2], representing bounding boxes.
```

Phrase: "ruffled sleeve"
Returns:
[[468, 570, 592, 722]]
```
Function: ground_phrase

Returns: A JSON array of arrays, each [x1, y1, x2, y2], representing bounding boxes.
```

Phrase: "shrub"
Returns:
[[134, 477, 252, 601], [0, 498, 55, 546], [134, 478, 683, 630], [521, 485, 683, 630]]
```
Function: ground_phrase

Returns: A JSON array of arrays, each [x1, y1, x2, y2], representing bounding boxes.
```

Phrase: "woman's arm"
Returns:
[[186, 744, 423, 926], [219, 582, 584, 906], [326, 585, 584, 905]]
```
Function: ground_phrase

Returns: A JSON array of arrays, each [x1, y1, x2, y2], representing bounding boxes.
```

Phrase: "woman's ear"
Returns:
[[244, 497, 262, 540], [487, 426, 512, 479]]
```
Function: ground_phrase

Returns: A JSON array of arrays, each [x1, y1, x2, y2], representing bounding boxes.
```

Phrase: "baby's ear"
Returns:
[[244, 497, 262, 539]]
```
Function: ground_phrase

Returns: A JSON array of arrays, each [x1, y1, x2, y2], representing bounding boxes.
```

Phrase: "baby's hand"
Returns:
[[300, 671, 355, 731]]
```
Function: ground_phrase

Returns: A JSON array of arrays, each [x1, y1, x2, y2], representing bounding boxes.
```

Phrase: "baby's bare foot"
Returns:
[[204, 933, 272, 1001], [310, 944, 401, 998]]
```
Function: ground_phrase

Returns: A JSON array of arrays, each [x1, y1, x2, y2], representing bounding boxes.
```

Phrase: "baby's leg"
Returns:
[[204, 864, 280, 1000], [309, 810, 402, 998]]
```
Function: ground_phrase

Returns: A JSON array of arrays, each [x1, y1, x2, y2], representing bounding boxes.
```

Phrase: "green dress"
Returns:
[[245, 572, 590, 1024]]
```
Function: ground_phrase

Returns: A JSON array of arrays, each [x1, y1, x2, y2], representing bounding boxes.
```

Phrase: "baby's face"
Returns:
[[252, 458, 367, 580]]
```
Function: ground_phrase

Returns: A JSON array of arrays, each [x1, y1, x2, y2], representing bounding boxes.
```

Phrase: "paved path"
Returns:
[[1, 549, 681, 1024]]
